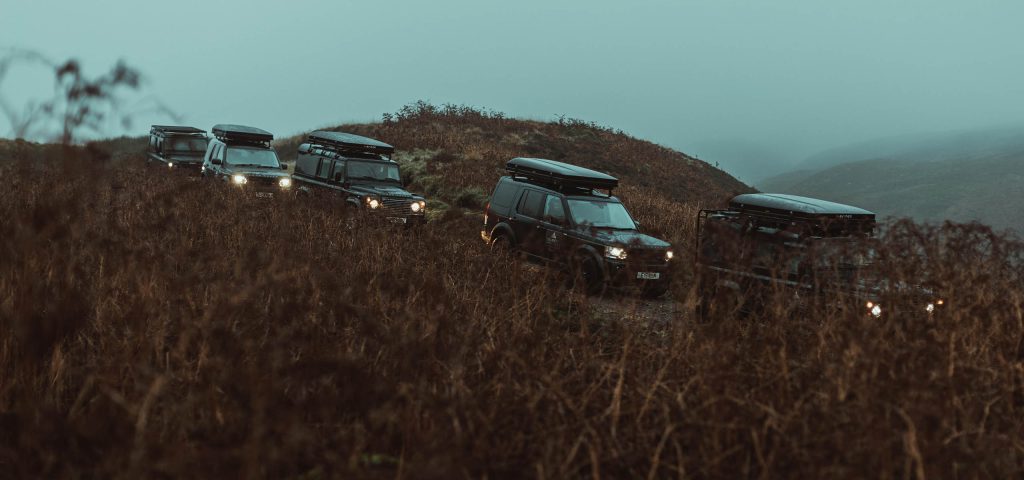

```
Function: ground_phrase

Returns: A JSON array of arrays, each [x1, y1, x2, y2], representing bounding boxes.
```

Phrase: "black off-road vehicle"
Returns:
[[200, 124, 292, 197], [291, 131, 426, 225], [482, 158, 673, 296], [147, 125, 209, 174], [695, 193, 944, 320]]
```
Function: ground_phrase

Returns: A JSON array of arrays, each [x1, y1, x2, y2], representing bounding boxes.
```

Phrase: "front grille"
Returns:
[[248, 176, 279, 187], [379, 197, 414, 217]]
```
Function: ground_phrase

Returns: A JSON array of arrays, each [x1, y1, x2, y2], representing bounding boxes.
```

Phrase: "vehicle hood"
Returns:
[[582, 229, 671, 249], [228, 167, 290, 179], [349, 184, 423, 200]]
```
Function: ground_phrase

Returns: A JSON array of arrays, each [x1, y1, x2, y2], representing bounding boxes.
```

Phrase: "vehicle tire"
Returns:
[[571, 254, 606, 296], [701, 283, 746, 321], [695, 285, 712, 323], [490, 234, 513, 256]]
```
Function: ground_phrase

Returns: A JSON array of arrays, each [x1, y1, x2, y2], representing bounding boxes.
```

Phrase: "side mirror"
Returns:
[[634, 220, 642, 230], [211, 158, 222, 165], [281, 164, 288, 170]]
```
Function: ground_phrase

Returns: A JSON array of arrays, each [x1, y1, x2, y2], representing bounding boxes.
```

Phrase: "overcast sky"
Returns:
[[3, 0, 1023, 181]]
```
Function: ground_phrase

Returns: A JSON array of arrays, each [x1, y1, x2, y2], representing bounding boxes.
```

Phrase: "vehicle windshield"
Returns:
[[225, 147, 281, 168], [168, 137, 208, 153], [567, 199, 636, 229], [347, 160, 400, 183]]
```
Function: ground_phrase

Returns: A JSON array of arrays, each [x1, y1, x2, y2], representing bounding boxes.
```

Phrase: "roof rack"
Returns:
[[212, 124, 273, 145], [726, 194, 875, 237], [306, 131, 394, 158], [506, 157, 618, 194], [150, 125, 206, 136]]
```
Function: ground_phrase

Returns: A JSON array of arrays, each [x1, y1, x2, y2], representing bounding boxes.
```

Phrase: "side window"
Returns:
[[516, 190, 544, 219], [331, 160, 346, 182], [316, 158, 332, 179], [213, 144, 225, 162], [295, 154, 317, 176], [542, 195, 566, 225], [490, 179, 517, 210], [149, 136, 157, 152], [156, 138, 163, 153]]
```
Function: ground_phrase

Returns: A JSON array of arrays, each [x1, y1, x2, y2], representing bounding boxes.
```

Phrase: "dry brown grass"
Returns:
[[2, 111, 1024, 478]]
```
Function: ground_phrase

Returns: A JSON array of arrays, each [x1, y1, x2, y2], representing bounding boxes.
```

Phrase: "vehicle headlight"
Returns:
[[665, 250, 674, 261], [367, 198, 380, 209], [279, 178, 292, 188], [925, 303, 935, 313], [411, 201, 421, 212], [866, 301, 882, 317], [232, 174, 247, 185], [167, 162, 174, 168], [605, 246, 627, 260]]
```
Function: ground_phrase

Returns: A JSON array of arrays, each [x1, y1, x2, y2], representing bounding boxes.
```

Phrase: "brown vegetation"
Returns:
[[2, 109, 1024, 478]]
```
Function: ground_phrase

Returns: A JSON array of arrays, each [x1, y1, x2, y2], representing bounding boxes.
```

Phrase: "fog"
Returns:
[[3, 0, 1023, 182]]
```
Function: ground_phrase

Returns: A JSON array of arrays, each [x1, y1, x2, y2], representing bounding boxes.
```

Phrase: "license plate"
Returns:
[[255, 192, 273, 198], [636, 272, 660, 280], [388, 217, 407, 224]]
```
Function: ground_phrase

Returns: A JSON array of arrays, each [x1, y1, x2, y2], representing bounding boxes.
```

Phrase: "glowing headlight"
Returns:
[[665, 250, 674, 261], [925, 303, 935, 313], [605, 246, 627, 260], [232, 174, 247, 185], [167, 162, 174, 168], [368, 198, 380, 209], [411, 201, 421, 212], [866, 301, 882, 317], [278, 178, 292, 188]]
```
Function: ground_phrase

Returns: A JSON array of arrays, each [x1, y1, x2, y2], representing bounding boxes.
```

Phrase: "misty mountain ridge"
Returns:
[[759, 125, 1024, 232]]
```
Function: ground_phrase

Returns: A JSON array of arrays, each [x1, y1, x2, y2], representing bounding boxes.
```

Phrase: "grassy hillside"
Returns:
[[4, 109, 1024, 478], [274, 102, 750, 212]]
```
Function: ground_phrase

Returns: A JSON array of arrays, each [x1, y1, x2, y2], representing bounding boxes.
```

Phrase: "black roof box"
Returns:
[[506, 157, 618, 192], [212, 124, 273, 143], [151, 125, 205, 136], [729, 193, 875, 236], [306, 131, 394, 157]]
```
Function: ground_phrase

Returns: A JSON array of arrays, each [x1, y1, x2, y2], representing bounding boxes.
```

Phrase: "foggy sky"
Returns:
[[3, 0, 1023, 182]]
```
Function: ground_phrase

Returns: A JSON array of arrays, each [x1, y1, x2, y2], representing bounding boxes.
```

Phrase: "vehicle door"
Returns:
[[539, 194, 571, 262], [204, 143, 226, 178], [311, 156, 334, 196], [327, 158, 347, 198], [510, 189, 546, 258]]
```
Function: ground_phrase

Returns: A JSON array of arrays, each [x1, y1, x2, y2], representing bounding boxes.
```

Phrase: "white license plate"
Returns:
[[388, 217, 407, 224], [255, 192, 273, 198], [636, 272, 661, 280]]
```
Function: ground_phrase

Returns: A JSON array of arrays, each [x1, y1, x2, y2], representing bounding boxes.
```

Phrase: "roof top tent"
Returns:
[[150, 125, 206, 137], [306, 131, 394, 159], [728, 193, 876, 237], [506, 157, 618, 196], [212, 124, 274, 146]]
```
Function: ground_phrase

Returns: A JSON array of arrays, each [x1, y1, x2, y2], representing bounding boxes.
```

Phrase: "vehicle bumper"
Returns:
[[605, 259, 672, 291]]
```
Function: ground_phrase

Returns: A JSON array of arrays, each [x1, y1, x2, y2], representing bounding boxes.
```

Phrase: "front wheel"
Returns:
[[570, 255, 606, 296], [490, 234, 513, 256]]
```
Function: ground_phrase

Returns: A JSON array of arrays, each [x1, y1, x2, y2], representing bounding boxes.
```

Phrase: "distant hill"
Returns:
[[759, 126, 1024, 232]]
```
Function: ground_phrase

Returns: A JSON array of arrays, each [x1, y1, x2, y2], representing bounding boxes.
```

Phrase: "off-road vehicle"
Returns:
[[482, 158, 673, 296], [695, 193, 945, 320], [147, 125, 209, 174], [200, 124, 292, 197], [291, 131, 426, 225]]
